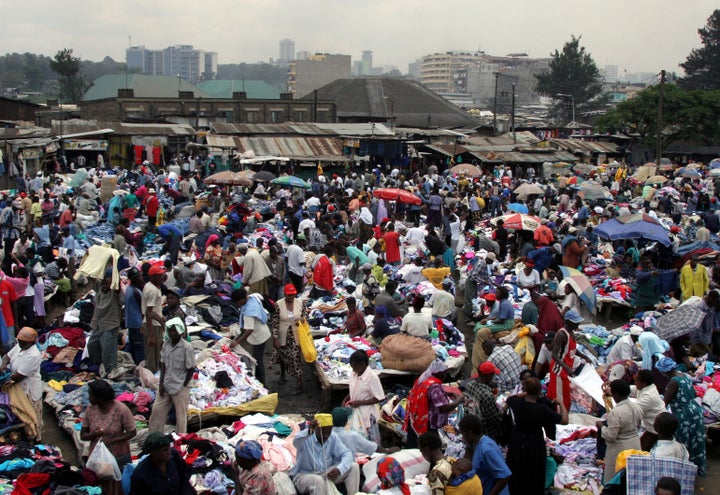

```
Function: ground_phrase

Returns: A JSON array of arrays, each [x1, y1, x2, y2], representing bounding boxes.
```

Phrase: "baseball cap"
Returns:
[[478, 362, 501, 375], [148, 265, 166, 276], [564, 309, 584, 324]]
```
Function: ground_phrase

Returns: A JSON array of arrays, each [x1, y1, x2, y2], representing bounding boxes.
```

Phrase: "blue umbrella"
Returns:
[[594, 213, 670, 246], [507, 202, 529, 214], [675, 167, 701, 178]]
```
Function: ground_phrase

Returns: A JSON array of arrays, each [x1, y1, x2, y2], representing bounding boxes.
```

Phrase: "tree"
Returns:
[[50, 48, 88, 102], [535, 36, 608, 123], [595, 84, 720, 150], [679, 9, 720, 90]]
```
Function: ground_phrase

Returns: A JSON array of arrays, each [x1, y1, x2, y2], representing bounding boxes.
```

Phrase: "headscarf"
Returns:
[[418, 358, 448, 384], [235, 440, 263, 460], [205, 234, 220, 249], [359, 207, 373, 225], [377, 457, 410, 495], [314, 413, 333, 428], [331, 407, 353, 427], [655, 357, 678, 373]]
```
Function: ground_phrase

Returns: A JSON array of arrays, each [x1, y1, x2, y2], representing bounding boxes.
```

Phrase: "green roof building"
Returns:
[[84, 74, 210, 101], [196, 80, 281, 99]]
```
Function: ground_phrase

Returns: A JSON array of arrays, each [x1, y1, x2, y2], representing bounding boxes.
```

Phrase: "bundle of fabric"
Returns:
[[381, 334, 436, 373]]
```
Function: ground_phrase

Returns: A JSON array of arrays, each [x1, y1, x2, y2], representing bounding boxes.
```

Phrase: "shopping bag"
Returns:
[[86, 440, 122, 481], [296, 319, 317, 363], [626, 453, 696, 495]]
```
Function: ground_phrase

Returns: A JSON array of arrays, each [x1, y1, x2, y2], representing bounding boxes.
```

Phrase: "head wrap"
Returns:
[[314, 413, 333, 428], [143, 432, 171, 453], [235, 440, 263, 460], [205, 234, 220, 249], [655, 357, 677, 373], [359, 207, 373, 225], [165, 317, 187, 336], [419, 358, 448, 383], [331, 407, 353, 427], [377, 457, 410, 495]]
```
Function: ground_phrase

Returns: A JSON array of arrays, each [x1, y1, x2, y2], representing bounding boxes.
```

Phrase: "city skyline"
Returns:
[[0, 0, 715, 75]]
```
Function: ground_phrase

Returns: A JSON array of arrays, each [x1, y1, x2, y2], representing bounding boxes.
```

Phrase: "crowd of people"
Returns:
[[0, 155, 718, 494]]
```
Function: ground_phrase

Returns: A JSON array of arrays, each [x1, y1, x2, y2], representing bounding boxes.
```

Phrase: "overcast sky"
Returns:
[[2, 0, 715, 75]]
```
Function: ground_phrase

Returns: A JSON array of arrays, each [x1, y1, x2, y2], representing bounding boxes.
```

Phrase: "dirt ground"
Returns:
[[40, 288, 719, 493]]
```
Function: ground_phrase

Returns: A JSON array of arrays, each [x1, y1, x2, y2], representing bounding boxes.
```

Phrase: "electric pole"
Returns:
[[493, 72, 499, 136], [656, 70, 665, 165], [511, 83, 516, 144]]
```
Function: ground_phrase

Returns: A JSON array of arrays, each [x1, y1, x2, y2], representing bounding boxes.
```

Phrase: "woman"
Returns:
[[344, 350, 384, 442], [376, 457, 412, 495], [404, 359, 463, 448], [0, 327, 42, 429], [597, 379, 643, 483], [270, 283, 307, 393], [634, 257, 660, 311], [505, 377, 568, 495], [656, 357, 707, 476], [203, 234, 224, 281], [81, 379, 137, 495], [130, 432, 196, 495]]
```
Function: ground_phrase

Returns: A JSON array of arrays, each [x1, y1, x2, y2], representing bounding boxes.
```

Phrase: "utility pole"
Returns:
[[511, 83, 516, 144], [493, 72, 499, 136], [656, 70, 665, 166]]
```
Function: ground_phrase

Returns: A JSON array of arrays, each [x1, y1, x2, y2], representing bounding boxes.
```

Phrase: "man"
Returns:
[[679, 255, 709, 301], [430, 281, 455, 323], [125, 267, 145, 364], [291, 413, 358, 495], [286, 236, 307, 293], [417, 430, 455, 495], [482, 340, 522, 394], [633, 369, 666, 451], [148, 318, 195, 435], [263, 245, 285, 301], [1, 200, 22, 274], [162, 288, 186, 322], [237, 239, 273, 296], [606, 327, 643, 364], [188, 210, 206, 235], [330, 407, 398, 457], [401, 295, 433, 337], [142, 265, 166, 373], [457, 414, 511, 495], [88, 270, 122, 376], [533, 331, 556, 379], [461, 363, 503, 441], [144, 188, 159, 227], [230, 288, 271, 386], [383, 222, 401, 265], [374, 280, 407, 318], [548, 310, 585, 410]]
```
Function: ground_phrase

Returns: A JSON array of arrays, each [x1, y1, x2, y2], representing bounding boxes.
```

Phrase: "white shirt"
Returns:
[[287, 244, 305, 276], [606, 334, 639, 363], [304, 197, 321, 208], [242, 315, 271, 346], [406, 227, 425, 246], [517, 268, 541, 288], [401, 312, 433, 337], [298, 219, 315, 232], [634, 384, 666, 434], [8, 344, 42, 401]]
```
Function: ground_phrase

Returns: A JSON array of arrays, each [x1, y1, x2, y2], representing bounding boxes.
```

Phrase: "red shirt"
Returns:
[[383, 231, 401, 263], [145, 195, 159, 217], [0, 279, 18, 327], [59, 209, 74, 227], [313, 254, 334, 291]]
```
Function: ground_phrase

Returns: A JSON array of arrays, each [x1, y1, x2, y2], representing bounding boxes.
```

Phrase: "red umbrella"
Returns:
[[373, 188, 422, 205], [490, 213, 541, 231]]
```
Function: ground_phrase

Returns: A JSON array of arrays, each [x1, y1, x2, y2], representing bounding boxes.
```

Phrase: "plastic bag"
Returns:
[[297, 319, 317, 363], [86, 440, 121, 480]]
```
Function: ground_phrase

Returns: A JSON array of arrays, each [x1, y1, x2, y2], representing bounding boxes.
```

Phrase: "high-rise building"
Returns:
[[288, 53, 352, 97], [420, 51, 485, 93], [296, 50, 309, 61], [408, 59, 421, 80], [360, 50, 373, 76], [279, 39, 295, 67], [126, 45, 218, 83], [603, 65, 619, 81]]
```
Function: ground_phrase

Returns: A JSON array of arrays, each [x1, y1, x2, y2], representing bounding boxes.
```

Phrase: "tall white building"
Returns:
[[360, 50, 373, 76], [126, 45, 218, 83], [279, 39, 295, 67], [603, 65, 619, 81]]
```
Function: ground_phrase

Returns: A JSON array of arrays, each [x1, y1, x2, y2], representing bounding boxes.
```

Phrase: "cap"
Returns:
[[235, 440, 263, 460], [486, 252, 497, 261], [478, 362, 501, 375], [17, 327, 38, 342], [166, 287, 182, 297], [148, 265, 166, 276], [284, 283, 298, 295], [564, 309, 584, 323], [147, 188, 156, 194], [629, 326, 644, 336], [482, 293, 496, 301], [314, 413, 333, 428], [525, 260, 535, 267], [143, 432, 172, 453]]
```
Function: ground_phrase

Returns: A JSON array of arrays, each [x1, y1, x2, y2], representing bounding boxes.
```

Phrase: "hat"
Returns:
[[482, 293, 496, 301], [486, 252, 497, 261], [629, 326, 644, 336], [478, 362, 501, 375], [284, 283, 298, 295], [148, 265, 166, 276], [182, 255, 196, 265], [147, 188, 156, 194], [360, 263, 373, 271], [165, 316, 186, 335], [609, 364, 627, 382], [314, 413, 333, 428], [655, 357, 677, 373], [235, 440, 263, 460], [166, 287, 182, 297], [143, 432, 172, 453], [17, 327, 37, 342], [331, 407, 353, 427], [525, 260, 535, 267], [564, 309, 584, 324]]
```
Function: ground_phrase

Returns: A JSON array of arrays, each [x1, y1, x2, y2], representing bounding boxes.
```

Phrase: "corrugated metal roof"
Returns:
[[549, 139, 620, 154], [467, 150, 577, 164], [84, 74, 210, 101], [0, 127, 52, 139], [208, 135, 346, 161], [210, 122, 395, 137], [313, 122, 394, 136], [397, 127, 465, 137], [51, 119, 195, 136]]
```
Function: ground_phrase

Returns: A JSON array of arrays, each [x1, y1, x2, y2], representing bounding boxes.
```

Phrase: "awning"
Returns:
[[206, 135, 348, 162]]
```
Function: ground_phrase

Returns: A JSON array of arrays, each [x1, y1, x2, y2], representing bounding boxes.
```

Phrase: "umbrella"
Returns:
[[514, 183, 545, 199], [373, 188, 422, 205], [657, 187, 680, 197], [253, 171, 276, 182], [675, 167, 701, 178], [593, 213, 670, 246], [449, 164, 482, 177], [567, 176, 584, 185], [578, 182, 612, 201], [654, 301, 709, 341], [559, 265, 596, 314], [490, 213, 541, 231], [507, 202, 529, 214], [710, 168, 720, 177], [659, 158, 673, 166], [607, 161, 621, 168], [204, 171, 253, 186], [645, 175, 668, 185], [709, 158, 720, 169], [272, 176, 311, 189]]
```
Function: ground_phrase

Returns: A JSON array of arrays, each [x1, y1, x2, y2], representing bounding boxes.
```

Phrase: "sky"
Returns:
[[1, 0, 716, 75]]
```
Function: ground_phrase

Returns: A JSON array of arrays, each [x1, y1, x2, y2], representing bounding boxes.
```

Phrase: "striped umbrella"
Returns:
[[559, 265, 596, 314]]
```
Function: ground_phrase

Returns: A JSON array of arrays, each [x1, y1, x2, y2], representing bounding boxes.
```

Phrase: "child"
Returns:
[[650, 412, 689, 461], [445, 458, 483, 495], [545, 269, 560, 297]]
